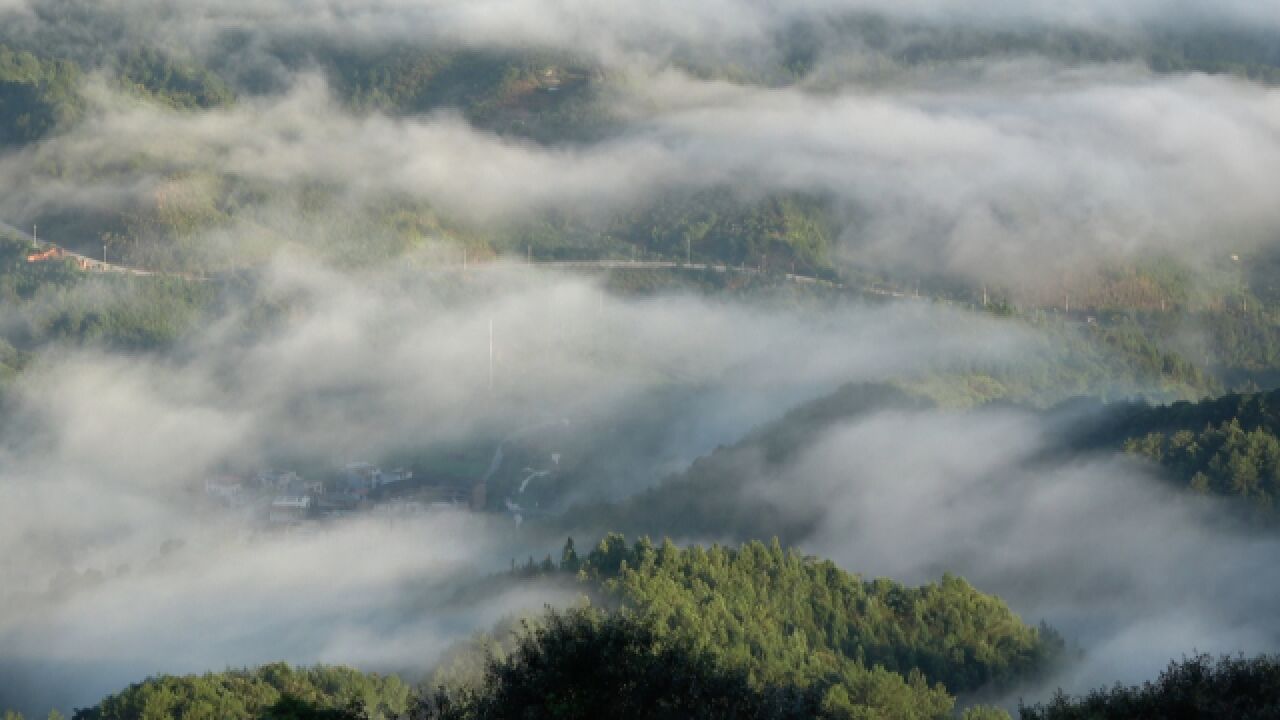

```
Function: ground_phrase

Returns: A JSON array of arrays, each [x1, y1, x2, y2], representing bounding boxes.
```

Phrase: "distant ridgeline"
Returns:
[[559, 383, 929, 543], [559, 381, 1280, 552], [7, 17, 1280, 148], [4, 23, 1280, 284]]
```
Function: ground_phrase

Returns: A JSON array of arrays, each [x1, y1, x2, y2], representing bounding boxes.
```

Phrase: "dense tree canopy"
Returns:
[[498, 533, 1061, 712], [0, 45, 81, 146], [1019, 654, 1280, 720], [416, 607, 833, 720], [0, 235, 219, 356], [68, 663, 409, 720], [115, 47, 235, 110], [1064, 387, 1280, 518], [580, 535, 1061, 695]]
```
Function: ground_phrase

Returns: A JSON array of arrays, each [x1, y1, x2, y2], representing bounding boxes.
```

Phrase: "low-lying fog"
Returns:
[[0, 262, 1024, 714]]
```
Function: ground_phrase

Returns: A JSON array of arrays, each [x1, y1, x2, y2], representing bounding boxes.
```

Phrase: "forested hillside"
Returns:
[[0, 233, 218, 355], [1062, 388, 1280, 518], [0, 42, 236, 147], [46, 534, 1057, 720], [3, 12, 1280, 296], [574, 535, 1062, 695], [763, 18, 1280, 86], [0, 45, 80, 146], [560, 378, 1280, 550], [557, 383, 927, 541], [1019, 654, 1280, 720], [421, 606, 1004, 720], [459, 534, 1061, 717], [65, 664, 409, 720]]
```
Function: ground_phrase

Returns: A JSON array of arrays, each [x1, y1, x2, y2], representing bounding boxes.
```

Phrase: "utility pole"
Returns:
[[1065, 294, 1070, 314], [686, 237, 691, 266], [982, 285, 988, 307], [32, 224, 37, 246]]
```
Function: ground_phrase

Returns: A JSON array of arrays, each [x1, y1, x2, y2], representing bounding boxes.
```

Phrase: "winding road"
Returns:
[[0, 220, 170, 276], [1, 220, 879, 292]]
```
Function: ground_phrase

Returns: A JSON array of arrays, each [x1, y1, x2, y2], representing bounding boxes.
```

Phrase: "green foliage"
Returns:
[[1125, 420, 1280, 510], [960, 708, 1011, 720], [0, 44, 82, 145], [487, 534, 1059, 717], [979, 312, 1216, 406], [606, 190, 838, 278], [1193, 309, 1280, 390], [65, 532, 1043, 720], [1084, 319, 1212, 395], [15, 274, 217, 351], [1110, 389, 1280, 517], [762, 15, 1280, 87], [573, 535, 1060, 696], [0, 40, 230, 148], [1019, 654, 1280, 720], [115, 48, 235, 109], [418, 606, 836, 720], [0, 229, 219, 362], [318, 45, 609, 142], [1140, 29, 1280, 84], [70, 663, 409, 720], [420, 605, 966, 720], [1066, 387, 1280, 518]]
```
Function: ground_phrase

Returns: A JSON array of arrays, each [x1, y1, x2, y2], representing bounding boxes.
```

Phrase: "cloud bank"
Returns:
[[4, 65, 1278, 286], [1, 0, 1278, 714], [0, 260, 1029, 715]]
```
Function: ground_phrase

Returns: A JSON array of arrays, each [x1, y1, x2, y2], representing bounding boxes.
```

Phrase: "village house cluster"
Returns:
[[202, 462, 471, 525]]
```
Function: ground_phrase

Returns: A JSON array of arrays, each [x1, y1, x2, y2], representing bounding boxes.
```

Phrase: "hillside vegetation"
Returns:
[[1065, 387, 1280, 519], [46, 534, 1056, 720], [0, 45, 81, 146], [422, 606, 1001, 720], [66, 664, 409, 720], [572, 535, 1063, 695], [1019, 654, 1280, 720]]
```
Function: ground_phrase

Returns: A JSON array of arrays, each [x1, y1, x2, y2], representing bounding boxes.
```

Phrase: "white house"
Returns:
[[268, 494, 312, 524], [343, 463, 413, 493], [204, 476, 244, 506], [256, 469, 300, 490], [378, 468, 414, 487]]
